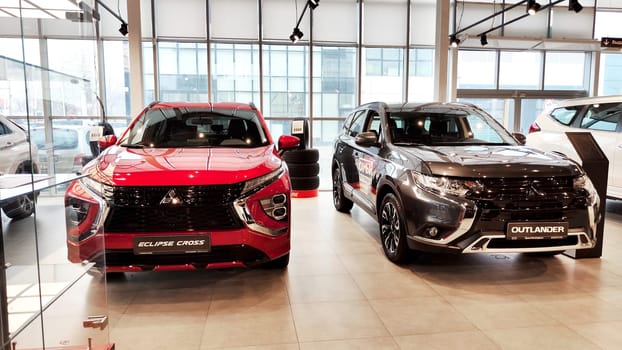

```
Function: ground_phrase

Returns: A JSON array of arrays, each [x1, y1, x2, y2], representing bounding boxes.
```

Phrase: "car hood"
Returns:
[[86, 145, 283, 186], [401, 145, 582, 178]]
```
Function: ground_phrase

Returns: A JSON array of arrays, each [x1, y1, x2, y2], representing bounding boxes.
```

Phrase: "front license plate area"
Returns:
[[133, 234, 211, 255], [506, 222, 568, 240]]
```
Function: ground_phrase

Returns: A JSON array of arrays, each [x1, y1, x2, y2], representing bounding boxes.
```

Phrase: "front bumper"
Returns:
[[399, 183, 598, 254], [65, 171, 292, 271]]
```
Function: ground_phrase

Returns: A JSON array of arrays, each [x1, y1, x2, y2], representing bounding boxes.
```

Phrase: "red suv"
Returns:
[[64, 102, 299, 272]]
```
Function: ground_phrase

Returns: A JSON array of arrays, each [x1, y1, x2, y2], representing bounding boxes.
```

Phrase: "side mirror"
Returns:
[[355, 131, 379, 147], [512, 132, 526, 145], [278, 135, 300, 151], [98, 134, 118, 151]]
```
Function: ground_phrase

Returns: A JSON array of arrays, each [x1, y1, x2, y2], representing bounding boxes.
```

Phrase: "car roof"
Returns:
[[555, 95, 622, 108], [148, 101, 257, 111], [360, 101, 479, 113]]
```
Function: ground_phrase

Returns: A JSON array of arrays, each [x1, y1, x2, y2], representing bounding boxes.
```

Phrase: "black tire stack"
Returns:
[[283, 118, 320, 197]]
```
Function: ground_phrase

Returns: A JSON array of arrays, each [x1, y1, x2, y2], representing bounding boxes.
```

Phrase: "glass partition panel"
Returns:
[[1, 1, 111, 348]]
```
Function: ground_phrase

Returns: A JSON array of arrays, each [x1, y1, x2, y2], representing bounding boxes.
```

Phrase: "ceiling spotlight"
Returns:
[[568, 0, 583, 13], [289, 27, 303, 43], [480, 34, 488, 46], [526, 0, 541, 15], [449, 35, 460, 48], [307, 0, 319, 10], [119, 22, 128, 36]]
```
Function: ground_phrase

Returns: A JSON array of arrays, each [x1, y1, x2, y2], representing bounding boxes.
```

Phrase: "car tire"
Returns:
[[263, 253, 290, 269], [332, 164, 353, 213], [290, 176, 320, 190], [2, 162, 37, 220], [287, 162, 320, 177], [282, 148, 320, 164], [379, 193, 410, 264]]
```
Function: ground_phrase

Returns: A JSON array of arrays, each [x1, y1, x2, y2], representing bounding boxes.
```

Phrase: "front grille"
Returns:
[[104, 184, 244, 233], [466, 176, 589, 231], [468, 177, 577, 203]]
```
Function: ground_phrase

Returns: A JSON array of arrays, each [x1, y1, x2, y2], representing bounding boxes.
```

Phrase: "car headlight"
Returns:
[[412, 171, 481, 197], [573, 174, 599, 205], [80, 176, 113, 198], [241, 164, 285, 197]]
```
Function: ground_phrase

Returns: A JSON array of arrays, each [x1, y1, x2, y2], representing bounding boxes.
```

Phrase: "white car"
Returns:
[[526, 95, 622, 199], [0, 114, 40, 219]]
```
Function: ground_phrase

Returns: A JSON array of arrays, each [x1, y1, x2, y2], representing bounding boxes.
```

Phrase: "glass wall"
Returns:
[[3, 0, 622, 191], [0, 2, 111, 348]]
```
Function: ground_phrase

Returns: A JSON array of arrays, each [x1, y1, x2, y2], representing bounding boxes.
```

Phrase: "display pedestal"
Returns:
[[563, 132, 608, 259]]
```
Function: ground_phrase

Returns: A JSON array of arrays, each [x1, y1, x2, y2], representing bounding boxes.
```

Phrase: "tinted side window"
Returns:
[[348, 111, 366, 137], [580, 103, 622, 131], [550, 106, 582, 125], [0, 122, 10, 135]]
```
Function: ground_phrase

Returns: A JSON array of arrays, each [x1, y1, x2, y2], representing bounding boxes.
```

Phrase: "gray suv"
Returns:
[[332, 102, 600, 263]]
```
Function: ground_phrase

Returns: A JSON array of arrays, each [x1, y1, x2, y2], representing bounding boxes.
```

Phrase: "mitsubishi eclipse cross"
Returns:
[[65, 102, 299, 272]]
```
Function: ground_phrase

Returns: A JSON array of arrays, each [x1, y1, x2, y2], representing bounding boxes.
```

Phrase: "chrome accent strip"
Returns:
[[462, 229, 595, 254], [77, 179, 110, 240], [410, 206, 478, 246], [233, 199, 287, 236]]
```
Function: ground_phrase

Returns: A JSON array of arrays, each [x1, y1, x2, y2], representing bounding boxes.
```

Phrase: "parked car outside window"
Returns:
[[0, 113, 40, 219], [332, 102, 600, 263], [526, 95, 622, 199], [30, 125, 93, 174]]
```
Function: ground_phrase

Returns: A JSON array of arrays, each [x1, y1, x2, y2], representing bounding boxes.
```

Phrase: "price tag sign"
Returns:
[[292, 120, 305, 135], [89, 125, 104, 141]]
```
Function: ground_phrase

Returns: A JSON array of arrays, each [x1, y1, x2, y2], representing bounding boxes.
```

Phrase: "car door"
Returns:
[[351, 110, 383, 213], [0, 118, 25, 173]]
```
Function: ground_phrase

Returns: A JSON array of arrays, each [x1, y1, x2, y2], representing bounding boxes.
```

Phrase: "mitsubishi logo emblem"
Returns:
[[527, 182, 544, 198], [160, 189, 182, 205]]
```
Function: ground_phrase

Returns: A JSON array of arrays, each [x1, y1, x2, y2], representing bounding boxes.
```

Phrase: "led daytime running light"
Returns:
[[241, 165, 285, 196]]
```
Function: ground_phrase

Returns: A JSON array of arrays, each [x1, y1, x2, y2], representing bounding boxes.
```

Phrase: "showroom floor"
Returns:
[[99, 192, 622, 349], [5, 192, 622, 349]]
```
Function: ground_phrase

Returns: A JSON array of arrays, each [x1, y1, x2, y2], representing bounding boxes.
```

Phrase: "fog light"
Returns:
[[427, 226, 438, 237], [273, 193, 286, 205], [259, 193, 288, 221], [272, 207, 287, 219]]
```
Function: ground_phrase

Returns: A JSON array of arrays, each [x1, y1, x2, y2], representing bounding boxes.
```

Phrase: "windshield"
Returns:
[[387, 108, 517, 146], [120, 108, 269, 148]]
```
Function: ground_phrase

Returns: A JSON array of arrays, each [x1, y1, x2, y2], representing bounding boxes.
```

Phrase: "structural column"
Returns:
[[127, 0, 144, 116]]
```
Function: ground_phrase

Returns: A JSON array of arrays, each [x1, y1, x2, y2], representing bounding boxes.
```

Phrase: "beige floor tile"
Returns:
[[566, 321, 622, 350], [339, 253, 411, 274], [350, 271, 437, 300], [286, 254, 350, 276], [124, 287, 212, 313], [287, 274, 366, 304], [209, 276, 290, 307], [200, 303, 297, 349], [216, 345, 300, 350], [111, 311, 207, 350], [370, 297, 476, 336], [447, 298, 559, 330], [299, 337, 399, 350], [527, 293, 622, 325], [394, 331, 501, 350], [291, 301, 389, 342], [483, 325, 601, 350]]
